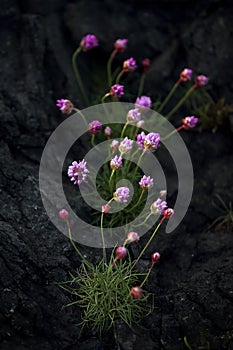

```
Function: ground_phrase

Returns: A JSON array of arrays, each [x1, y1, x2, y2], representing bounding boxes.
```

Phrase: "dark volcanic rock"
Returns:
[[0, 0, 233, 349]]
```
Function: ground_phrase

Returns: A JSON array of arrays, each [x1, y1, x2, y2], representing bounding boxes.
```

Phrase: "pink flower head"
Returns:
[[119, 137, 133, 154], [144, 132, 160, 152], [110, 84, 124, 98], [104, 126, 112, 137], [136, 131, 146, 149], [125, 231, 140, 245], [110, 155, 122, 170], [68, 160, 89, 185], [114, 39, 128, 52], [115, 246, 127, 260], [139, 175, 154, 190], [110, 140, 119, 152], [182, 116, 198, 130], [163, 208, 174, 219], [56, 99, 74, 114], [88, 120, 102, 134], [59, 209, 69, 220], [123, 57, 137, 72], [141, 58, 151, 73], [195, 75, 209, 87], [180, 68, 193, 82], [80, 34, 98, 51], [130, 286, 143, 299], [127, 108, 141, 124], [137, 120, 145, 128], [150, 198, 167, 215], [135, 96, 152, 110], [152, 252, 160, 264], [102, 204, 111, 214], [114, 186, 130, 203]]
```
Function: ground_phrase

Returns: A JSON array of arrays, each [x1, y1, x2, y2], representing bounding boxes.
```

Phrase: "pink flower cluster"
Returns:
[[68, 160, 89, 185]]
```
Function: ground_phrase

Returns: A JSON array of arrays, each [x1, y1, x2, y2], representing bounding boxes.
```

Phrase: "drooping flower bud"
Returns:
[[141, 58, 151, 73], [195, 75, 209, 87], [130, 286, 143, 299], [115, 246, 128, 259], [163, 208, 174, 218], [125, 231, 140, 244], [102, 204, 111, 214], [152, 252, 160, 264], [59, 209, 69, 220]]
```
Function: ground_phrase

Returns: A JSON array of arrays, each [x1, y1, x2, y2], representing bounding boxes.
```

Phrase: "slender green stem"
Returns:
[[101, 93, 110, 104], [116, 69, 125, 84], [137, 74, 146, 97], [128, 189, 145, 213], [73, 107, 88, 127], [133, 149, 146, 178], [134, 212, 152, 228], [166, 85, 196, 120], [72, 46, 89, 106], [140, 264, 153, 287], [91, 134, 95, 147], [157, 81, 179, 113], [120, 122, 129, 139], [100, 212, 106, 263], [125, 148, 139, 174], [162, 125, 184, 141], [66, 220, 85, 261], [109, 169, 115, 190], [107, 50, 117, 88], [132, 218, 164, 268]]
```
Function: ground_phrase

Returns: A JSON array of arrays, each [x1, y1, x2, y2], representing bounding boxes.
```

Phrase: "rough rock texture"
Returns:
[[0, 1, 233, 349]]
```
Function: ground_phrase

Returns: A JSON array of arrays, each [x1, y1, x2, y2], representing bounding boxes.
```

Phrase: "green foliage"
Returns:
[[59, 258, 153, 335], [209, 194, 233, 233]]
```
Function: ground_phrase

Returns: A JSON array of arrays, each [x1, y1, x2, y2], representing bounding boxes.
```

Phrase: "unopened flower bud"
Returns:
[[182, 116, 198, 130], [59, 209, 69, 220], [102, 204, 111, 214], [125, 231, 140, 244], [56, 99, 74, 114], [130, 286, 143, 299], [159, 190, 167, 199], [114, 38, 128, 52], [180, 68, 193, 82], [152, 252, 160, 264], [110, 140, 119, 151], [163, 208, 174, 218], [127, 108, 141, 124], [141, 58, 151, 73], [104, 126, 112, 137], [115, 246, 127, 259], [80, 34, 98, 51], [137, 120, 144, 128], [89, 120, 102, 134], [195, 75, 209, 87]]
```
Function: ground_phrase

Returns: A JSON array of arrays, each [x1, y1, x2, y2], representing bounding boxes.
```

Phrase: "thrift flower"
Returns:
[[180, 68, 193, 82], [110, 140, 119, 153], [68, 160, 89, 185], [136, 131, 146, 148], [59, 209, 69, 220], [115, 246, 127, 259], [130, 286, 143, 299], [110, 155, 122, 170], [139, 175, 154, 190], [114, 38, 128, 52], [163, 208, 174, 218], [124, 231, 140, 244], [102, 204, 111, 214], [104, 126, 112, 137], [119, 137, 133, 154], [182, 116, 198, 130], [89, 120, 102, 134], [110, 84, 124, 98], [150, 198, 167, 215], [80, 34, 98, 51], [114, 187, 130, 203], [152, 252, 160, 264], [159, 190, 167, 199], [123, 57, 137, 72], [144, 133, 160, 152], [56, 99, 74, 114], [141, 58, 151, 73], [127, 108, 141, 124], [195, 75, 209, 87], [135, 96, 152, 110]]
